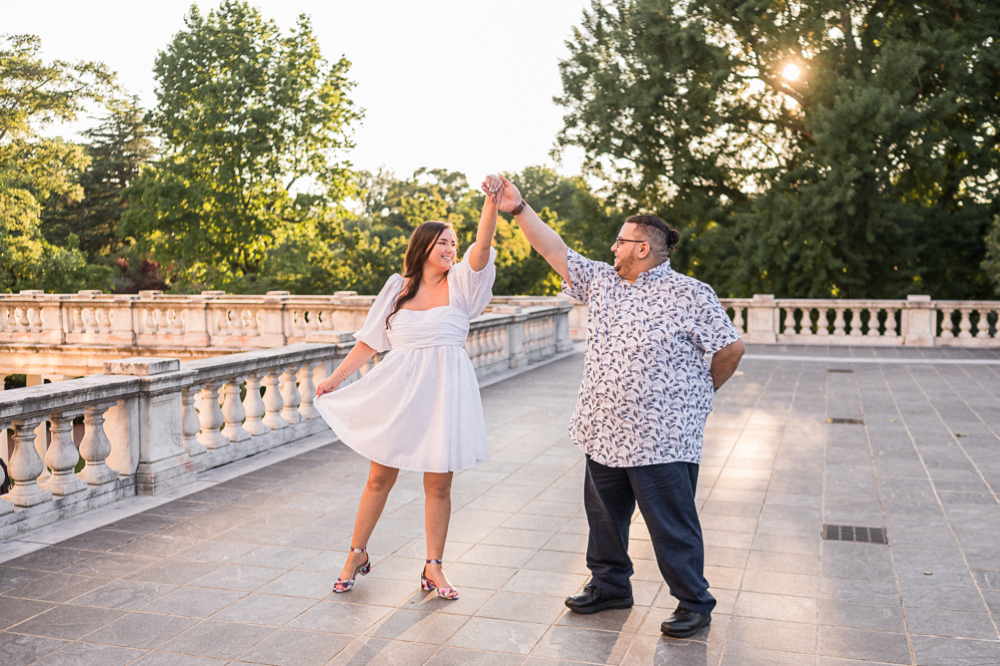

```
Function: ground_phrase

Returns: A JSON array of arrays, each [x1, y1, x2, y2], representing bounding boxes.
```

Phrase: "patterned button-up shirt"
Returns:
[[563, 249, 741, 467]]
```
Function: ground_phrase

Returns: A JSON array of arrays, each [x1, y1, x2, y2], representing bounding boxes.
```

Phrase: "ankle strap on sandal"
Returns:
[[349, 547, 366, 554], [426, 559, 443, 564]]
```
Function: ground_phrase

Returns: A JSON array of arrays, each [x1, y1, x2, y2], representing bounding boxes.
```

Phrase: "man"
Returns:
[[493, 176, 744, 638]]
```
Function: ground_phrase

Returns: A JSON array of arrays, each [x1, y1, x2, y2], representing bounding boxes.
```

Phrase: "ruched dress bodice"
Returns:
[[315, 245, 496, 473], [387, 307, 470, 350]]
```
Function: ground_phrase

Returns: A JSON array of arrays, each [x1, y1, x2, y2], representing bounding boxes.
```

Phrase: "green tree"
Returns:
[[43, 96, 154, 264], [0, 34, 115, 293], [556, 0, 1000, 298], [122, 1, 362, 293]]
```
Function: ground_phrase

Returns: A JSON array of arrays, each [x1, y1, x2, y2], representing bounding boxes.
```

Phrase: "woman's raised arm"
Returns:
[[469, 174, 502, 272]]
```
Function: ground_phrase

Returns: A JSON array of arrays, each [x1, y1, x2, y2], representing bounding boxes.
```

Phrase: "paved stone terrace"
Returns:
[[3, 344, 1000, 665]]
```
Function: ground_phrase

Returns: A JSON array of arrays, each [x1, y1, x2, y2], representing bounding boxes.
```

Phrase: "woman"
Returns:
[[314, 174, 504, 600]]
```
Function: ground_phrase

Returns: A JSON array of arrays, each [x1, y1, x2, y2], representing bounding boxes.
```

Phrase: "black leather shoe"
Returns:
[[661, 607, 711, 638], [565, 583, 634, 615]]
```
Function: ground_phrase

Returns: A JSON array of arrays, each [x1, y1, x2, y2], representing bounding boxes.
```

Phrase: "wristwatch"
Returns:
[[510, 199, 527, 216]]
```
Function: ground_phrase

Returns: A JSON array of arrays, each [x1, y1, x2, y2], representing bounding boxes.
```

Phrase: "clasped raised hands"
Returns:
[[480, 174, 522, 214]]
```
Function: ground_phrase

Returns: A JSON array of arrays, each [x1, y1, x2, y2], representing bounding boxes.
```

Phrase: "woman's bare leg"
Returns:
[[423, 471, 454, 588], [339, 461, 399, 581]]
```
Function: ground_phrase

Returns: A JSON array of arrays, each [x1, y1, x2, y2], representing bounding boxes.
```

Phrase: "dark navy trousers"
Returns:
[[584, 455, 716, 615]]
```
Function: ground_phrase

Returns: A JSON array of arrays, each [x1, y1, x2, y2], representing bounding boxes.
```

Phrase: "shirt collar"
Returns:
[[626, 259, 671, 287]]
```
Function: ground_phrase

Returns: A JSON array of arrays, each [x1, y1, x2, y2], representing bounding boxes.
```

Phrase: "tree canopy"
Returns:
[[0, 33, 117, 293], [556, 0, 1000, 298], [121, 1, 362, 293]]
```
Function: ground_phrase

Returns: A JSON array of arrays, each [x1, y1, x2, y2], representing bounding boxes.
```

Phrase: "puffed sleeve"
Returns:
[[561, 248, 601, 304], [353, 274, 404, 352], [449, 243, 497, 319], [689, 282, 742, 354]]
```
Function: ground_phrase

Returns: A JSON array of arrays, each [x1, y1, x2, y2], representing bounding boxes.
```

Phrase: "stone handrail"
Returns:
[[565, 294, 1000, 347], [0, 305, 573, 539]]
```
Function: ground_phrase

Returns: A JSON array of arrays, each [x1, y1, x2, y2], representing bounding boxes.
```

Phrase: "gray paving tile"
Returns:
[[0, 597, 55, 630], [190, 564, 285, 591], [621, 634, 714, 666], [817, 599, 905, 632], [817, 627, 911, 664], [212, 592, 317, 626], [8, 603, 126, 639], [3, 572, 109, 602], [912, 634, 1000, 665], [25, 641, 144, 666], [72, 579, 176, 609], [531, 625, 623, 663], [140, 585, 246, 617], [287, 600, 390, 634], [0, 566, 48, 593], [128, 652, 227, 666], [0, 631, 67, 666], [906, 607, 999, 640], [477, 591, 568, 625], [426, 647, 523, 666], [238, 628, 353, 666], [448, 616, 548, 654], [158, 620, 273, 660], [82, 611, 199, 649], [368, 608, 468, 644]]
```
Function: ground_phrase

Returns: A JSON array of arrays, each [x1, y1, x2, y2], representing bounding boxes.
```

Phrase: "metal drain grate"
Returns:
[[827, 369, 854, 373], [823, 525, 887, 544], [827, 417, 865, 425]]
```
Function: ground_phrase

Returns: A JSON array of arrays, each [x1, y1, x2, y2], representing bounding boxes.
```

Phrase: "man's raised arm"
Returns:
[[494, 176, 571, 286]]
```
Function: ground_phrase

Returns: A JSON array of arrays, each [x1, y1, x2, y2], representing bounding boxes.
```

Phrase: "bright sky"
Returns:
[[6, 0, 592, 186]]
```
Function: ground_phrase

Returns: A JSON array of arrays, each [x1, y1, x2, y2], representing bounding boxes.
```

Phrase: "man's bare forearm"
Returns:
[[710, 339, 745, 390], [514, 204, 571, 284]]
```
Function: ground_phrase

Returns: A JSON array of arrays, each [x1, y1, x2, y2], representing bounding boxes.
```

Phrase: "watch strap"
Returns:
[[510, 199, 527, 216]]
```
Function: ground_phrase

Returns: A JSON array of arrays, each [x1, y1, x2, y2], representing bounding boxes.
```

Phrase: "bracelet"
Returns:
[[510, 199, 527, 216], [337, 367, 349, 382]]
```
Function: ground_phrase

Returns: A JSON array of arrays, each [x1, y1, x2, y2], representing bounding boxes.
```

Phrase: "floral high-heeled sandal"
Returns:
[[421, 559, 459, 600], [333, 547, 370, 593]]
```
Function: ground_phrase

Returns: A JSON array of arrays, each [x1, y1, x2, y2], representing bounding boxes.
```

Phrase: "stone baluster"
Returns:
[[939, 308, 956, 338], [26, 307, 40, 331], [221, 377, 250, 442], [196, 382, 229, 449], [866, 308, 882, 338], [321, 310, 335, 331], [883, 308, 898, 337], [308, 311, 321, 333], [262, 372, 288, 430], [832, 308, 847, 336], [78, 404, 119, 486], [731, 307, 745, 334], [279, 368, 302, 425], [974, 309, 994, 340], [243, 374, 269, 435], [958, 309, 973, 339], [297, 364, 319, 420], [848, 309, 864, 337], [181, 386, 206, 456], [71, 307, 83, 334], [7, 418, 53, 507], [43, 413, 87, 496], [97, 307, 112, 335]]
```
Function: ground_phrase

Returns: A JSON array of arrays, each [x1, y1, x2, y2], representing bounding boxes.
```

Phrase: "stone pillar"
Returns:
[[903, 295, 936, 347], [0, 374, 7, 472], [39, 295, 67, 344], [555, 305, 574, 353], [508, 316, 528, 369], [746, 294, 778, 343], [182, 297, 211, 347], [260, 293, 289, 347], [25, 375, 50, 484], [109, 295, 138, 345], [104, 357, 198, 494]]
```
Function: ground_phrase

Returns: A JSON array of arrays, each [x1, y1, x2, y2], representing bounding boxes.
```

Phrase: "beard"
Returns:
[[614, 252, 635, 278]]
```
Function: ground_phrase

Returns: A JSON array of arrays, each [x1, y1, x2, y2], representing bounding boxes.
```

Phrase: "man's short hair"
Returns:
[[625, 215, 680, 253]]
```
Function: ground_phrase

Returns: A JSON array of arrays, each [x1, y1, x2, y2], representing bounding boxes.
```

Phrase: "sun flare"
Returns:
[[781, 63, 801, 81]]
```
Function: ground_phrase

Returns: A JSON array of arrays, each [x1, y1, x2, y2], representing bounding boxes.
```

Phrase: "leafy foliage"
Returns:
[[0, 34, 115, 293], [556, 0, 1000, 298], [121, 1, 362, 293]]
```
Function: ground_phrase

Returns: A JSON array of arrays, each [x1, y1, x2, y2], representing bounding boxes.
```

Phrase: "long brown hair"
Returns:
[[386, 221, 456, 329]]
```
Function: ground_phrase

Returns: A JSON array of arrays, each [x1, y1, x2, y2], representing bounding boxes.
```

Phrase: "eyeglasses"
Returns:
[[615, 237, 647, 246]]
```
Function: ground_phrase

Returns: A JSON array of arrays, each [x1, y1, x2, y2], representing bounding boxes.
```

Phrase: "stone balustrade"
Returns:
[[564, 294, 1000, 347], [0, 291, 574, 376], [0, 305, 573, 539]]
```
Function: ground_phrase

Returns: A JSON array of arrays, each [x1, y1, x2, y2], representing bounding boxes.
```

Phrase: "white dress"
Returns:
[[315, 244, 496, 473]]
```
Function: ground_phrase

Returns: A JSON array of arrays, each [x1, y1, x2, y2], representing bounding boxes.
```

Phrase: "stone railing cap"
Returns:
[[907, 295, 931, 302], [304, 331, 355, 344], [104, 358, 181, 376]]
